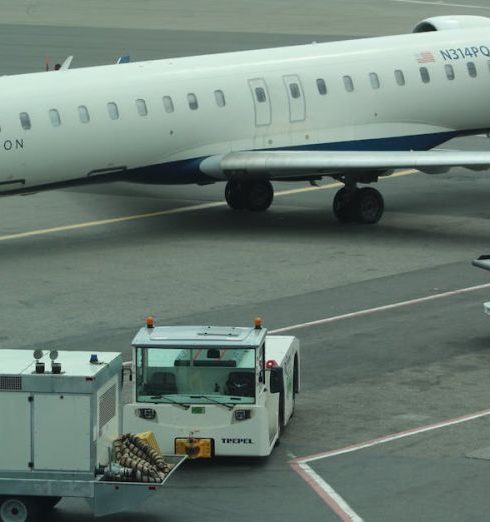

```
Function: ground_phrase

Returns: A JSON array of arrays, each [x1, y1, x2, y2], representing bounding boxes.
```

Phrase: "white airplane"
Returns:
[[2, 15, 490, 224]]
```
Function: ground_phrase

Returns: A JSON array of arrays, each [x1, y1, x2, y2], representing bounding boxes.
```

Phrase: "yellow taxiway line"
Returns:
[[0, 169, 417, 242]]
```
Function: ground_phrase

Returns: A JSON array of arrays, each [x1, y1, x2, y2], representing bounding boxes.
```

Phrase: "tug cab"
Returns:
[[123, 318, 300, 458]]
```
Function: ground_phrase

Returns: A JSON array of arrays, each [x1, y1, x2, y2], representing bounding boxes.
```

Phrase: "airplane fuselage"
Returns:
[[2, 17, 490, 223]]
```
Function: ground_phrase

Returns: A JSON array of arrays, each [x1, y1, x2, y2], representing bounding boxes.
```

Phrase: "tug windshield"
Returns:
[[136, 347, 258, 405]]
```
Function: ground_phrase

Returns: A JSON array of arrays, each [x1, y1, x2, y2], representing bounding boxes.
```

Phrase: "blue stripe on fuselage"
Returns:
[[0, 130, 479, 197], [288, 130, 460, 152], [124, 128, 484, 185]]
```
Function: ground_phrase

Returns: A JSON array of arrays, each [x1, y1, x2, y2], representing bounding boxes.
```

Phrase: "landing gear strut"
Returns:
[[225, 180, 274, 212], [333, 186, 384, 224]]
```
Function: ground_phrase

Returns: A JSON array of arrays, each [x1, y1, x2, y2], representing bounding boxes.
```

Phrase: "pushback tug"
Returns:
[[123, 317, 300, 458]]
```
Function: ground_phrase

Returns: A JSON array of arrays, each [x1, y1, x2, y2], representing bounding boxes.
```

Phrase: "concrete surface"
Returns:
[[2, 2, 490, 520]]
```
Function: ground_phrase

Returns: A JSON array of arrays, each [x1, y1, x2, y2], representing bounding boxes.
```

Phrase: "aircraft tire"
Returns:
[[354, 187, 384, 224], [333, 187, 357, 222], [225, 180, 246, 210], [244, 180, 274, 211]]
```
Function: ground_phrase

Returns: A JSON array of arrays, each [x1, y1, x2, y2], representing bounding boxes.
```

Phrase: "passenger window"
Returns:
[[316, 78, 327, 95], [49, 109, 61, 127], [394, 69, 405, 86], [187, 93, 198, 110], [107, 102, 119, 120], [445, 64, 455, 80], [78, 105, 90, 123], [136, 99, 148, 116], [419, 67, 430, 83], [343, 75, 354, 92], [289, 82, 301, 99], [214, 90, 226, 107], [163, 96, 174, 113], [19, 112, 31, 130], [467, 62, 477, 78], [255, 87, 267, 103], [369, 72, 380, 89]]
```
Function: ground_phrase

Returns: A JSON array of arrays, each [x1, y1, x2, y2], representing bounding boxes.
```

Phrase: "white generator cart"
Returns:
[[124, 319, 300, 458], [0, 350, 185, 521]]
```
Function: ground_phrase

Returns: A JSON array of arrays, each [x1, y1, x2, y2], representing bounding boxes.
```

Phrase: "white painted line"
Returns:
[[270, 282, 490, 334], [290, 407, 490, 521], [298, 406, 490, 464], [392, 0, 490, 9], [278, 282, 490, 518], [0, 169, 416, 242]]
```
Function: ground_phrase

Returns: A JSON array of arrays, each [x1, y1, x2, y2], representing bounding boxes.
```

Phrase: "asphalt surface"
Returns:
[[3, 1, 490, 520]]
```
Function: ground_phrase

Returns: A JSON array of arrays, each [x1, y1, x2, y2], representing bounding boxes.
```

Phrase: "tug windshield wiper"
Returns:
[[190, 395, 234, 410], [150, 395, 190, 410]]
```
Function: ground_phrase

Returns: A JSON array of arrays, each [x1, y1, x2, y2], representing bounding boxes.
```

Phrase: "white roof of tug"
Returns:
[[132, 325, 267, 348]]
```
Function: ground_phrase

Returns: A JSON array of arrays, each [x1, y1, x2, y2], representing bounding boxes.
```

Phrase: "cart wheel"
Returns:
[[0, 496, 39, 522]]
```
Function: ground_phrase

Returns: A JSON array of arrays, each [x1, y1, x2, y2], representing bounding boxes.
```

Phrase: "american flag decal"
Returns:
[[416, 51, 435, 64]]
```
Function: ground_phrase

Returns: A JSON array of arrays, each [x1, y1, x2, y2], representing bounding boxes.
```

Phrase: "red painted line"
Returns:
[[289, 460, 354, 522], [288, 407, 490, 520]]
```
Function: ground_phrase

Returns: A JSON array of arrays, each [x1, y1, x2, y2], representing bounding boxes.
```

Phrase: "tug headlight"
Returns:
[[234, 409, 251, 421]]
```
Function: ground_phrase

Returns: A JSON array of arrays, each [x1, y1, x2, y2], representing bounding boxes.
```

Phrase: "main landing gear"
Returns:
[[225, 179, 274, 211], [224, 179, 384, 224], [333, 186, 384, 224]]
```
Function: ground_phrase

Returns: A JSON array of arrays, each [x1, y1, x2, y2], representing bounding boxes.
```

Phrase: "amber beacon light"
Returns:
[[146, 316, 155, 328]]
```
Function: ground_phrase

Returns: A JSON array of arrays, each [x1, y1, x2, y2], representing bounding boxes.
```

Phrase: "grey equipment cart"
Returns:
[[0, 349, 185, 521]]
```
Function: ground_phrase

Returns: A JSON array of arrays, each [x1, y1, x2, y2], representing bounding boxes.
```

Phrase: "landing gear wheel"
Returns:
[[225, 180, 246, 210], [333, 187, 356, 223], [354, 187, 384, 224], [244, 180, 274, 211], [0, 497, 39, 522]]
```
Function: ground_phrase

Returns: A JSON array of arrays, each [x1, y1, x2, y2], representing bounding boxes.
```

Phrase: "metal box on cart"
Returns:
[[0, 349, 185, 520]]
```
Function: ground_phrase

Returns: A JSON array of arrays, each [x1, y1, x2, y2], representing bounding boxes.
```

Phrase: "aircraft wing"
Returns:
[[473, 255, 490, 271], [201, 150, 490, 179]]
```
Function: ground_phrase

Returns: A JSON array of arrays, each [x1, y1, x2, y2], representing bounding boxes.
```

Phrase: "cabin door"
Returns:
[[248, 78, 272, 149]]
